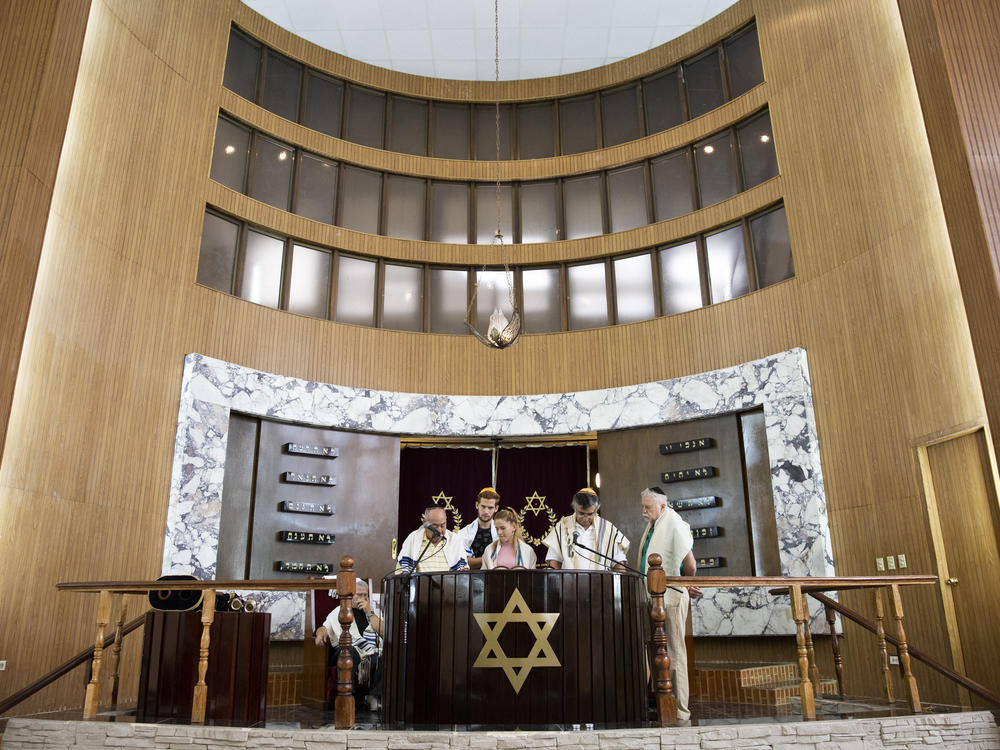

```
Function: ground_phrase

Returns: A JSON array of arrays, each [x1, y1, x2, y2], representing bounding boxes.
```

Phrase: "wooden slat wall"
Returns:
[[0, 0, 996, 714]]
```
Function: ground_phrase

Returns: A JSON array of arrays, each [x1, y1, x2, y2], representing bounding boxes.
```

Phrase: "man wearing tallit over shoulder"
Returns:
[[542, 488, 629, 571], [637, 486, 702, 723]]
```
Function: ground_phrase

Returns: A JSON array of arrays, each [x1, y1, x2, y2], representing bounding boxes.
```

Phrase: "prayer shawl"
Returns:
[[543, 514, 630, 570], [397, 527, 468, 573], [637, 507, 693, 576], [457, 518, 498, 556], [322, 606, 380, 656], [481, 538, 537, 569]]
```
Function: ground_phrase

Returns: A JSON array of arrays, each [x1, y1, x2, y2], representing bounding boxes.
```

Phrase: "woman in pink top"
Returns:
[[482, 507, 538, 569]]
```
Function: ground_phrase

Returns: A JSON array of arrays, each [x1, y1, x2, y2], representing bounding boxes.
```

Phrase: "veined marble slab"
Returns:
[[164, 348, 833, 638]]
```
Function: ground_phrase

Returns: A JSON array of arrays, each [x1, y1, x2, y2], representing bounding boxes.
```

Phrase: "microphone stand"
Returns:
[[571, 539, 685, 594]]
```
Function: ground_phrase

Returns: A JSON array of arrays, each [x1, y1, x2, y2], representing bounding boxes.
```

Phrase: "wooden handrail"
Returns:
[[0, 613, 146, 716]]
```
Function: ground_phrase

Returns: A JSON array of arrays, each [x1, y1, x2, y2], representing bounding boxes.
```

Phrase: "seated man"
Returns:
[[314, 577, 384, 711], [396, 506, 469, 573], [543, 488, 629, 571]]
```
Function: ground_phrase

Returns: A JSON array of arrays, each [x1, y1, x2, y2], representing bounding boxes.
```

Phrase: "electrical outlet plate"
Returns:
[[897, 554, 907, 569], [0, 660, 6, 671], [886, 556, 896, 570], [876, 557, 885, 571]]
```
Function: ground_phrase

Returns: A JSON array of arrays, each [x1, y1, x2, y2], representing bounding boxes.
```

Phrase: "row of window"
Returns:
[[197, 203, 793, 334], [211, 108, 777, 244], [223, 23, 764, 160]]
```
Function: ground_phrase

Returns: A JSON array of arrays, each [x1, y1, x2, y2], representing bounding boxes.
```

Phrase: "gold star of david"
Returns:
[[473, 588, 560, 693], [431, 490, 456, 513], [523, 490, 547, 516]]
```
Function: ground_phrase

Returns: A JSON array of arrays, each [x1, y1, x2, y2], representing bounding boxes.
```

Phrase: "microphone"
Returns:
[[423, 522, 442, 539], [572, 531, 579, 546]]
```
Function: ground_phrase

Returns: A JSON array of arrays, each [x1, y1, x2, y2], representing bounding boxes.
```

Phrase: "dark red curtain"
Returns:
[[397, 446, 493, 539]]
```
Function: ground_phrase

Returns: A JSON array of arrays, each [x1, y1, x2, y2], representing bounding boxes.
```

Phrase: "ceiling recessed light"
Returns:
[[278, 151, 288, 161], [703, 145, 714, 154], [224, 145, 235, 154], [760, 134, 770, 143]]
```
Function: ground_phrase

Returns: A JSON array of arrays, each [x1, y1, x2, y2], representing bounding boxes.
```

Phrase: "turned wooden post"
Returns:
[[803, 610, 821, 694], [335, 556, 356, 730], [873, 588, 895, 703], [190, 589, 215, 725], [83, 589, 113, 719], [824, 603, 845, 698], [789, 584, 816, 719], [889, 583, 921, 712], [646, 553, 677, 725], [109, 595, 128, 710]]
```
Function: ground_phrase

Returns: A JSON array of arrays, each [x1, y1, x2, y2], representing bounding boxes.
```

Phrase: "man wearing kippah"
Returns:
[[457, 487, 500, 569], [542, 488, 629, 571]]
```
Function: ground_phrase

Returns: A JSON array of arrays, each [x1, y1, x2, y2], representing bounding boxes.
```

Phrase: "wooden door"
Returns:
[[923, 429, 1000, 705]]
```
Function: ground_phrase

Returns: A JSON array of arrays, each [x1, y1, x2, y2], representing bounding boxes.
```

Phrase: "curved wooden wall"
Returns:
[[0, 0, 994, 714]]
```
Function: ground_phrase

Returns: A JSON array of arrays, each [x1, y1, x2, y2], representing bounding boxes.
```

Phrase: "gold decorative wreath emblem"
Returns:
[[517, 490, 557, 546], [431, 490, 464, 532]]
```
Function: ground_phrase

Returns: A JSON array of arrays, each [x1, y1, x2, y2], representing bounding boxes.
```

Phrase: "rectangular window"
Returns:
[[695, 131, 739, 207], [614, 254, 655, 323], [607, 163, 647, 233], [726, 25, 764, 97], [338, 166, 381, 234], [197, 212, 239, 292], [288, 244, 331, 319], [559, 95, 598, 154], [475, 104, 513, 160], [522, 267, 561, 333], [643, 69, 683, 133], [430, 181, 469, 243], [249, 135, 294, 210], [294, 153, 337, 224], [302, 72, 343, 138], [389, 96, 428, 156], [684, 50, 725, 118], [210, 117, 251, 193], [429, 268, 468, 334], [567, 262, 609, 330], [519, 181, 558, 243], [475, 269, 516, 334], [750, 205, 794, 287], [335, 255, 376, 326], [385, 175, 426, 240], [658, 240, 702, 315], [345, 85, 385, 149], [223, 29, 260, 101], [383, 264, 423, 332], [261, 50, 301, 121], [705, 225, 749, 303], [432, 103, 470, 159], [475, 184, 513, 245], [241, 230, 284, 308], [563, 174, 604, 240], [602, 85, 641, 147], [651, 150, 694, 221], [517, 102, 555, 159], [738, 110, 777, 188]]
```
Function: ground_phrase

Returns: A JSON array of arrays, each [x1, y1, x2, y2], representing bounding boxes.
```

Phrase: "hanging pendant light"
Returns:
[[467, 0, 521, 349]]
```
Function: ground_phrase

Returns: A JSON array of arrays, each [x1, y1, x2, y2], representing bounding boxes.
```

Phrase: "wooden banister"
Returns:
[[645, 554, 677, 726]]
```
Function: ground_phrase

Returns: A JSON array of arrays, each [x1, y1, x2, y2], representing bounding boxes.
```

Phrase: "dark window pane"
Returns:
[[210, 117, 250, 192], [345, 85, 385, 149], [738, 110, 777, 188], [520, 181, 558, 243], [383, 264, 423, 332], [432, 103, 470, 159], [335, 255, 376, 326], [249, 135, 294, 210], [385, 175, 426, 240], [223, 29, 259, 101], [288, 244, 331, 318], [652, 150, 694, 220], [261, 50, 301, 121], [614, 253, 655, 323], [430, 181, 468, 243], [429, 268, 468, 334], [517, 102, 555, 159], [476, 184, 513, 244], [750, 205, 794, 287], [607, 163, 647, 233], [658, 241, 702, 314], [389, 96, 428, 156], [705, 225, 749, 302], [197, 213, 239, 292], [338, 166, 381, 234], [295, 153, 337, 224], [726, 24, 764, 96], [559, 95, 597, 154], [602, 86, 641, 147], [302, 72, 343, 138], [684, 50, 725, 118], [696, 132, 739, 207], [522, 267, 561, 332], [241, 230, 284, 308], [644, 69, 683, 133], [475, 104, 513, 160], [567, 262, 608, 330], [564, 174, 603, 240]]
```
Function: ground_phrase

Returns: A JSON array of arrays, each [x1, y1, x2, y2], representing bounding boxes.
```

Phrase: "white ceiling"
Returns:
[[242, 0, 738, 81]]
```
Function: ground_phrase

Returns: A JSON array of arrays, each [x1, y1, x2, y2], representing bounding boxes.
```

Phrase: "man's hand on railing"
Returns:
[[314, 626, 330, 647], [687, 585, 703, 599]]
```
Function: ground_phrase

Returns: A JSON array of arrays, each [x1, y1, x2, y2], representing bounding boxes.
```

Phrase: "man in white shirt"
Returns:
[[396, 506, 469, 574], [542, 488, 629, 571]]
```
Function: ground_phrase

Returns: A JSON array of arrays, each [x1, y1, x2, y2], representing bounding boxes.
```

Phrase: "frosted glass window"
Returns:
[[303, 72, 343, 138], [261, 50, 301, 121], [564, 174, 604, 240], [696, 132, 739, 207], [474, 270, 516, 333], [383, 264, 423, 332], [335, 255, 376, 326], [706, 225, 749, 303], [644, 69, 683, 134], [738, 110, 778, 188], [475, 184, 513, 245], [430, 182, 468, 243], [517, 102, 555, 159], [613, 254, 655, 323], [210, 117, 250, 192], [522, 267, 561, 333], [389, 96, 427, 156], [602, 86, 641, 147], [651, 150, 694, 221], [288, 245, 331, 319], [240, 230, 283, 308], [249, 135, 294, 210], [684, 50, 725, 118], [345, 85, 385, 149], [338, 166, 381, 234], [750, 206, 794, 287], [607, 164, 647, 233], [475, 104, 512, 160], [223, 30, 259, 101], [519, 181, 558, 243], [659, 241, 703, 315], [385, 175, 426, 240], [433, 103, 470, 159], [726, 25, 764, 97], [294, 154, 337, 224], [429, 268, 468, 334], [567, 262, 608, 330], [197, 212, 239, 292], [560, 96, 597, 155]]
